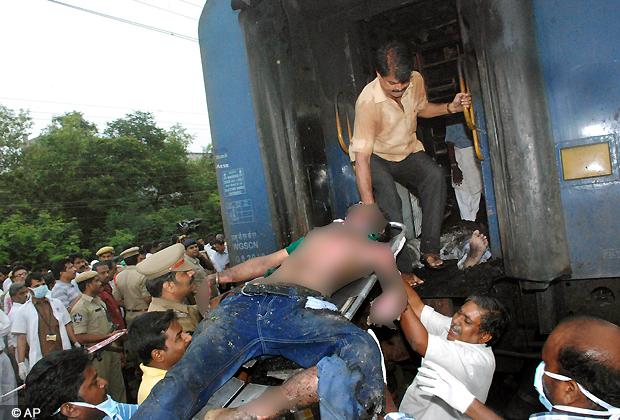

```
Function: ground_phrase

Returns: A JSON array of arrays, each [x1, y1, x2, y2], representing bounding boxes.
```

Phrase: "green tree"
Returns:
[[0, 104, 32, 172], [0, 211, 82, 266], [0, 108, 223, 257]]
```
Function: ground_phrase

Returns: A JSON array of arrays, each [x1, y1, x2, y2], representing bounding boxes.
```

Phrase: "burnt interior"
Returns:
[[356, 0, 488, 228]]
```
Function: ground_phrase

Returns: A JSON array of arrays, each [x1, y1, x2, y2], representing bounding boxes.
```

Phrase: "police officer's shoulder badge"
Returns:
[[73, 313, 83, 323]]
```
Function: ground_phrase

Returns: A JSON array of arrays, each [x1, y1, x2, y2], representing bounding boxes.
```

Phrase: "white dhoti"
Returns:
[[453, 146, 484, 221]]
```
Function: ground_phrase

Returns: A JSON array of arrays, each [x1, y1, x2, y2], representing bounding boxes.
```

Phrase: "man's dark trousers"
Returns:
[[369, 151, 447, 272]]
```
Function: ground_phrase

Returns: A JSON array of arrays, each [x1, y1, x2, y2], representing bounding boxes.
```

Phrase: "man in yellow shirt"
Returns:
[[127, 310, 191, 404], [350, 40, 471, 273]]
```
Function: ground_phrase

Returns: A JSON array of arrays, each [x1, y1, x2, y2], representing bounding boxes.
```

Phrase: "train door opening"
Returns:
[[353, 0, 492, 254]]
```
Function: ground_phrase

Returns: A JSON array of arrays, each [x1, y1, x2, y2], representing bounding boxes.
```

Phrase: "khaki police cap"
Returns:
[[120, 246, 140, 260], [136, 243, 195, 280], [75, 270, 98, 284], [96, 246, 115, 256]]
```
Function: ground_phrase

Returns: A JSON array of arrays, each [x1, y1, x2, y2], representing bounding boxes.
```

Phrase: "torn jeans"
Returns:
[[131, 286, 385, 420]]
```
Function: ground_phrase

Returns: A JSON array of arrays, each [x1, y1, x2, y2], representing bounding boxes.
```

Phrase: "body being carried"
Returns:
[[262, 204, 406, 326]]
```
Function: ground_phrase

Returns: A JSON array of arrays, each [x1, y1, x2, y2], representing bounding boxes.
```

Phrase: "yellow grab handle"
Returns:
[[457, 55, 484, 161]]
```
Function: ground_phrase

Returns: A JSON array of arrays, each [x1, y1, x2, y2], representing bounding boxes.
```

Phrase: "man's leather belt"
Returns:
[[240, 282, 323, 299], [127, 309, 148, 312]]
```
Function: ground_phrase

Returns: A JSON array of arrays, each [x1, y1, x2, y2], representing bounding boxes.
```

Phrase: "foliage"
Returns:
[[0, 211, 82, 266], [0, 106, 223, 265], [0, 104, 32, 173]]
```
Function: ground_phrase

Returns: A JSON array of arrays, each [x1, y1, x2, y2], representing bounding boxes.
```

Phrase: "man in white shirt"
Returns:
[[11, 273, 79, 380], [0, 308, 16, 405], [398, 280, 509, 420], [211, 237, 229, 272]]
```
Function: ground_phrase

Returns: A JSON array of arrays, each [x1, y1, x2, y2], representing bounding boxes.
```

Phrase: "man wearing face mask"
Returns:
[[397, 280, 509, 419], [416, 316, 620, 420], [11, 272, 79, 381], [25, 348, 138, 420]]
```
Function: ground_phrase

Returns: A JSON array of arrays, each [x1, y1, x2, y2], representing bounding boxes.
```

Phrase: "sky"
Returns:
[[0, 0, 212, 153]]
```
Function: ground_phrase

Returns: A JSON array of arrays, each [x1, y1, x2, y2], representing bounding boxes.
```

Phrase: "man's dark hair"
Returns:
[[25, 348, 93, 419], [92, 261, 108, 272], [11, 265, 28, 278], [213, 238, 225, 246], [103, 260, 116, 270], [9, 282, 26, 297], [77, 277, 96, 293], [156, 242, 169, 252], [51, 258, 72, 279], [43, 272, 56, 289], [0, 265, 11, 276], [376, 40, 414, 83], [465, 296, 510, 346], [145, 272, 176, 298], [127, 309, 177, 365], [124, 254, 139, 266], [68, 252, 86, 265], [171, 234, 180, 244], [25, 272, 45, 288]]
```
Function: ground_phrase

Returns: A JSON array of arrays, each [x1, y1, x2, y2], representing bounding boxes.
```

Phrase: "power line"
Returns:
[[131, 0, 198, 21], [177, 0, 203, 8], [47, 0, 199, 42], [28, 118, 211, 131], [27, 111, 210, 127], [0, 97, 208, 116]]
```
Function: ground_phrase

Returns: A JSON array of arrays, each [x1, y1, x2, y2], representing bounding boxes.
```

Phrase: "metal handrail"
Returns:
[[457, 54, 484, 161]]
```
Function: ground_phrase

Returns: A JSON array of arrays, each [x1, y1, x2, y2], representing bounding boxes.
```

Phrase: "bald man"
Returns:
[[416, 316, 620, 419]]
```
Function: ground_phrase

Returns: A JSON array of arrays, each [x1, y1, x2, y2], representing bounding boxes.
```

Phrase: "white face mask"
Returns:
[[54, 394, 120, 420], [32, 284, 49, 299], [534, 361, 620, 419]]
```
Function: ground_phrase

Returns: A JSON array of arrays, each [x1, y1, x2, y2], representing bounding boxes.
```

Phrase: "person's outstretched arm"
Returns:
[[369, 246, 407, 327]]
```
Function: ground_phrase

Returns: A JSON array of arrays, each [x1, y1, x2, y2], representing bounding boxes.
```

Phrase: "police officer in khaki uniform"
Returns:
[[71, 271, 127, 403], [96, 246, 116, 261], [113, 247, 151, 327], [138, 244, 204, 334]]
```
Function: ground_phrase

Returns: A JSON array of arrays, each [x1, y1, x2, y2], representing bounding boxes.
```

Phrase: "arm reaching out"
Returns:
[[368, 246, 407, 327]]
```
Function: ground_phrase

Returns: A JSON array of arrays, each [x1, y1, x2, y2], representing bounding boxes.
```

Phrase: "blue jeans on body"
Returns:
[[131, 286, 385, 420]]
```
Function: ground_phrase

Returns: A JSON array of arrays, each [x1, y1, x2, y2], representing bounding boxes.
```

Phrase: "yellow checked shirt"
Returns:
[[70, 294, 114, 341], [350, 72, 428, 162]]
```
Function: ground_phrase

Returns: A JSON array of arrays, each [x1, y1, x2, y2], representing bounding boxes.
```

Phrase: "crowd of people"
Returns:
[[1, 38, 619, 420], [0, 203, 617, 420], [0, 235, 229, 411]]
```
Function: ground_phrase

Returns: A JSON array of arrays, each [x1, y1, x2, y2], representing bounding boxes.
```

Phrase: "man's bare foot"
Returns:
[[401, 272, 424, 287], [420, 253, 444, 270], [462, 230, 488, 269]]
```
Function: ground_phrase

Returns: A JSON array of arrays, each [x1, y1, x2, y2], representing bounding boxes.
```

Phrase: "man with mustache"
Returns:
[[350, 40, 471, 273], [397, 280, 509, 419]]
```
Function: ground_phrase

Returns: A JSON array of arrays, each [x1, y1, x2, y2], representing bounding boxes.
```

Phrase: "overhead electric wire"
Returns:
[[131, 0, 198, 21], [0, 97, 208, 116], [47, 0, 199, 42], [27, 111, 210, 127], [177, 0, 202, 8]]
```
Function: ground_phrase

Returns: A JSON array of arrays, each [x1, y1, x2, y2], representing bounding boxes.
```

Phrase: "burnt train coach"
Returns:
[[197, 0, 620, 350]]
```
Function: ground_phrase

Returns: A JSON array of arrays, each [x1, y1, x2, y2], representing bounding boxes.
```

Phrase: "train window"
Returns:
[[560, 142, 612, 180]]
